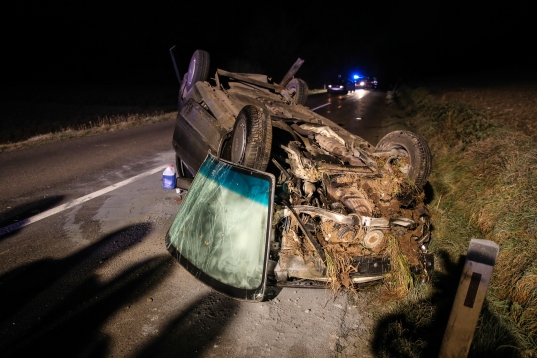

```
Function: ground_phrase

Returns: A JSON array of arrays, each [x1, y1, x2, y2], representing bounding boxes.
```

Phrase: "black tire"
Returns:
[[230, 105, 272, 171], [374, 130, 432, 187], [185, 49, 210, 92], [286, 78, 309, 105]]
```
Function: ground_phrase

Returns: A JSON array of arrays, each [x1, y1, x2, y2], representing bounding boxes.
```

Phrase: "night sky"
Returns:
[[4, 1, 531, 89]]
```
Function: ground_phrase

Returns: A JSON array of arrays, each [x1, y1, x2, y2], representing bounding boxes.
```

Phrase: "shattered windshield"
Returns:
[[166, 155, 274, 293]]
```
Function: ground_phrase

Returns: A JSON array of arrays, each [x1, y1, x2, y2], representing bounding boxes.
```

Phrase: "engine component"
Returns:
[[326, 184, 374, 216], [362, 230, 385, 249]]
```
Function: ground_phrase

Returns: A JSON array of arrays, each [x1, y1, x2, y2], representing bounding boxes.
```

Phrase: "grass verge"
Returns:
[[371, 86, 537, 357]]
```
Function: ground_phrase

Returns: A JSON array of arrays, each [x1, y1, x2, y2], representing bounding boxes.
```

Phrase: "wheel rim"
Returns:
[[231, 117, 247, 164]]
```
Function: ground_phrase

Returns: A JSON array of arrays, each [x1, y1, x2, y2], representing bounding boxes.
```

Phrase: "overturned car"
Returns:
[[166, 49, 433, 301]]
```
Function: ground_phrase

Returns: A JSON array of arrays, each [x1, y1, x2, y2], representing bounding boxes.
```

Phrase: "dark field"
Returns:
[[0, 84, 178, 146]]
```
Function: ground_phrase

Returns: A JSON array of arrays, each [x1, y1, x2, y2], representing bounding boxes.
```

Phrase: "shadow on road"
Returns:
[[0, 223, 151, 322], [371, 250, 521, 358], [0, 195, 65, 240], [0, 223, 173, 357], [0, 221, 240, 358], [136, 293, 239, 358]]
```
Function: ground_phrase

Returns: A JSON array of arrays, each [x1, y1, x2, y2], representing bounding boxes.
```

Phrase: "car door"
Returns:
[[165, 154, 275, 301]]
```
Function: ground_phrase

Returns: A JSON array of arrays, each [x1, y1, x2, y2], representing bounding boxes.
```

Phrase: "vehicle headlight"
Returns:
[[339, 85, 343, 88], [328, 85, 332, 88], [360, 81, 365, 86]]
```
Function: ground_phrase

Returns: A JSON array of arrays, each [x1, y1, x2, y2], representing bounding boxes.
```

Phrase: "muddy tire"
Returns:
[[185, 49, 210, 92], [230, 105, 272, 171], [286, 78, 309, 105], [374, 130, 432, 187]]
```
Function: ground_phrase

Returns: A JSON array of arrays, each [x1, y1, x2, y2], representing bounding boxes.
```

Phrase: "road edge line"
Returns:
[[0, 165, 168, 237]]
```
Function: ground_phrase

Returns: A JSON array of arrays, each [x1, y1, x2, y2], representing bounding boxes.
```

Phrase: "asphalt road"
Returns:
[[0, 89, 404, 357]]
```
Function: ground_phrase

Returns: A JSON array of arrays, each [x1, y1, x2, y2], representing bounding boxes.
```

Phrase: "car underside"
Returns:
[[166, 49, 433, 300]]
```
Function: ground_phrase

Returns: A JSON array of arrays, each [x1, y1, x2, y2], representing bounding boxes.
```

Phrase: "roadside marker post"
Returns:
[[439, 238, 499, 358]]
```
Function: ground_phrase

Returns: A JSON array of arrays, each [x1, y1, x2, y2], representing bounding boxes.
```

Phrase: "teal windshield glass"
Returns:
[[166, 155, 273, 290]]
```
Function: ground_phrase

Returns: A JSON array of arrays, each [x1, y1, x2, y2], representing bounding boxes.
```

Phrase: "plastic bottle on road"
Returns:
[[162, 164, 176, 190]]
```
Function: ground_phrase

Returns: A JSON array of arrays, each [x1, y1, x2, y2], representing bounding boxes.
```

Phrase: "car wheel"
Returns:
[[374, 130, 432, 187], [286, 78, 309, 105], [185, 49, 210, 92], [230, 105, 272, 171]]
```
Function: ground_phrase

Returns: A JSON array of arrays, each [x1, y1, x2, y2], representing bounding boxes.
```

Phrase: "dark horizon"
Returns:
[[3, 2, 532, 89]]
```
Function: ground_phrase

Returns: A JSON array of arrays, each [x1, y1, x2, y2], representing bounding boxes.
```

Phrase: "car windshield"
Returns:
[[165, 155, 275, 299]]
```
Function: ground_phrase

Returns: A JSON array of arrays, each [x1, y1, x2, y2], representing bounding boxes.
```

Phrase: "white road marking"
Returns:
[[0, 165, 168, 237], [311, 103, 330, 111]]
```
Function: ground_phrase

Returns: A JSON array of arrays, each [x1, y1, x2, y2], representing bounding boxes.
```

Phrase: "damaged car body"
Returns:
[[166, 49, 434, 301]]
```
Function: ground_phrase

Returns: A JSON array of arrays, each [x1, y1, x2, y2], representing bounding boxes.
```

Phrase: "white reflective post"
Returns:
[[439, 238, 499, 358]]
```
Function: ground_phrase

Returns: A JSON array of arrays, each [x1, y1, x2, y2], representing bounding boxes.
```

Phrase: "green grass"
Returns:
[[371, 87, 537, 357]]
